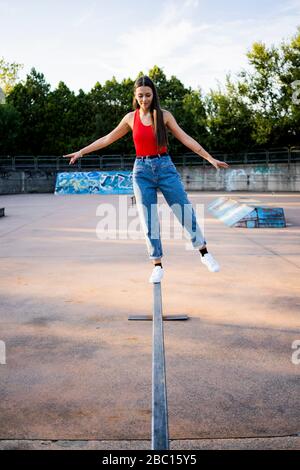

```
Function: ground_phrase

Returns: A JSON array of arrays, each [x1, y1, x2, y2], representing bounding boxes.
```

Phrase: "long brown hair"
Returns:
[[132, 75, 168, 151]]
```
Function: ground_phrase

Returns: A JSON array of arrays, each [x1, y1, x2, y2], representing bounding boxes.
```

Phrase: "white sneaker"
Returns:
[[201, 252, 220, 272], [149, 266, 164, 283]]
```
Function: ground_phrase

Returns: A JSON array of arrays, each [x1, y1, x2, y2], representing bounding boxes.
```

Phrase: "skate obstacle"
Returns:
[[128, 282, 188, 450], [208, 196, 286, 228]]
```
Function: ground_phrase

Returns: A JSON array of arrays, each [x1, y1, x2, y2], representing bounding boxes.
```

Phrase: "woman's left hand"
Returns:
[[210, 158, 230, 170]]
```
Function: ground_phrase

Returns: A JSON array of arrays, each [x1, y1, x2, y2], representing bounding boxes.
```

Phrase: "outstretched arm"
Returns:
[[63, 113, 131, 165], [164, 110, 229, 170]]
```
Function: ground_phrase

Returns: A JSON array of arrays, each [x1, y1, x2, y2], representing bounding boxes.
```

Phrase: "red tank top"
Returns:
[[132, 108, 168, 156]]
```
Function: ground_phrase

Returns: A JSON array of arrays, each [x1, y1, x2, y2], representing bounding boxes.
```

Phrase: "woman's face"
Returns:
[[135, 86, 153, 110]]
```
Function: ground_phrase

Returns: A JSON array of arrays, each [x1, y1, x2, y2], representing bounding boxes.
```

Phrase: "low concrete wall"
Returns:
[[0, 170, 56, 194], [181, 162, 300, 192], [0, 163, 299, 194]]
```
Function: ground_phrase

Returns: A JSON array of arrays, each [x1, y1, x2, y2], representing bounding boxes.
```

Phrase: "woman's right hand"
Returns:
[[62, 150, 83, 165]]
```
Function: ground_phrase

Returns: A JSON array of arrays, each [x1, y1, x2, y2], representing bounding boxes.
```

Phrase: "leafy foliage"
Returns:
[[1, 28, 300, 156]]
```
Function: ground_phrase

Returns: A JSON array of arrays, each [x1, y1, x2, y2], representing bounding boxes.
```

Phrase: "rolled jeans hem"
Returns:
[[192, 239, 207, 249]]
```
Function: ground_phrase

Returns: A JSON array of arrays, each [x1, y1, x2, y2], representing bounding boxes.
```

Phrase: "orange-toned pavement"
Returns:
[[0, 192, 299, 449]]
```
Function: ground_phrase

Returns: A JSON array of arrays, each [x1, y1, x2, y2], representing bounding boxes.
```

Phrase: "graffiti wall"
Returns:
[[54, 171, 134, 195], [1, 163, 300, 195], [180, 163, 300, 192]]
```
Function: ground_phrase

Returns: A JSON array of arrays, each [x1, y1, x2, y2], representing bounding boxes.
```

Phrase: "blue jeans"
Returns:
[[132, 154, 207, 259]]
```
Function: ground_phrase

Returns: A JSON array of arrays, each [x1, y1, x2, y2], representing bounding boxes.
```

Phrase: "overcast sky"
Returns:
[[1, 0, 300, 95]]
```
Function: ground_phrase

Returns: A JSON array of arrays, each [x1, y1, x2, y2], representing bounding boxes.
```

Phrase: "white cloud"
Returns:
[[0, 0, 24, 16], [71, 1, 98, 27], [94, 0, 300, 94], [92, 0, 209, 81], [5, 0, 300, 95], [277, 0, 300, 14]]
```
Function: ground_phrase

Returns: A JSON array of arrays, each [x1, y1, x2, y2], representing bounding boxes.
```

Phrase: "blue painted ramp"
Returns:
[[208, 197, 254, 227], [54, 171, 134, 195], [235, 207, 286, 228], [208, 197, 286, 228]]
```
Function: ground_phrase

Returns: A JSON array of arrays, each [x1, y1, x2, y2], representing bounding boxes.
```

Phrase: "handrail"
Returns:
[[0, 147, 299, 171]]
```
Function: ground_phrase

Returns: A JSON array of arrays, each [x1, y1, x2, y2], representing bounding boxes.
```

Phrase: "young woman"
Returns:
[[63, 75, 229, 283]]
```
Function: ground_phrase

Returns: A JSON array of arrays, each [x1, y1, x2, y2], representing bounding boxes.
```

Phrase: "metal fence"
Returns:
[[1, 147, 300, 171]]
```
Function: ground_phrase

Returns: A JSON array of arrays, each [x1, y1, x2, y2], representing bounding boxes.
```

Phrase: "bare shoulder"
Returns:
[[161, 108, 171, 125], [126, 111, 135, 131], [162, 109, 177, 128]]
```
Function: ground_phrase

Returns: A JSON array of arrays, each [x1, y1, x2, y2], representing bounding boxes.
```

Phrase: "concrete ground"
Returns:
[[0, 191, 299, 450]]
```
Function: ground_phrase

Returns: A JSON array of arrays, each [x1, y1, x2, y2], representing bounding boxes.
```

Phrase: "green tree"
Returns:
[[2, 29, 300, 159], [43, 81, 78, 154], [7, 68, 50, 155], [278, 27, 300, 146], [236, 28, 300, 147], [205, 75, 254, 152], [0, 57, 23, 95], [0, 104, 21, 154]]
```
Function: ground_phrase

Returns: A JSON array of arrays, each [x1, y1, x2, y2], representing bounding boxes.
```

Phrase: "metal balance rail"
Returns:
[[129, 281, 188, 450]]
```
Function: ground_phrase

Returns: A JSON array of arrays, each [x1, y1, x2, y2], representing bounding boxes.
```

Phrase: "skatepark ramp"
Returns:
[[208, 196, 286, 228]]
